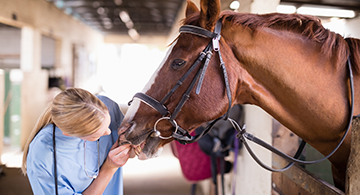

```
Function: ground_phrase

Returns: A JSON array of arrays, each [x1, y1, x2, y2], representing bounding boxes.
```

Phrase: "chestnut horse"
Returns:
[[119, 0, 360, 191]]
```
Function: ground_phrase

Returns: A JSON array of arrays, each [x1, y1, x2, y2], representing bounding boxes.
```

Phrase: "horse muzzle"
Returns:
[[118, 122, 164, 160]]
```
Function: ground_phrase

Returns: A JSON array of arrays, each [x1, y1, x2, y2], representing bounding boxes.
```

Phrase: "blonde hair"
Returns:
[[21, 88, 108, 174]]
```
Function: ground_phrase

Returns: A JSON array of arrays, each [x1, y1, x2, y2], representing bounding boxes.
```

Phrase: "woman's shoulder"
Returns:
[[96, 95, 124, 127], [96, 95, 115, 105], [97, 95, 119, 113], [31, 124, 54, 146], [27, 124, 55, 167]]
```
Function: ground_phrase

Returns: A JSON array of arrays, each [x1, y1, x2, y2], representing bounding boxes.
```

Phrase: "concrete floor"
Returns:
[[0, 145, 203, 195], [123, 145, 203, 195], [0, 166, 31, 195]]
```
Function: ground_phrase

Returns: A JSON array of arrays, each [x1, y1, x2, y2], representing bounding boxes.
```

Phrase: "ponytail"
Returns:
[[21, 103, 53, 175]]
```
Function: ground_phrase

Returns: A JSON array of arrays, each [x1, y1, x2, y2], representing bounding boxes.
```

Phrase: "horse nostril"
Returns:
[[118, 122, 135, 145], [119, 140, 132, 146]]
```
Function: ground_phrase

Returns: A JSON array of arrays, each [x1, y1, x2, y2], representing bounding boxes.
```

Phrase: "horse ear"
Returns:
[[199, 0, 221, 31], [186, 0, 200, 18]]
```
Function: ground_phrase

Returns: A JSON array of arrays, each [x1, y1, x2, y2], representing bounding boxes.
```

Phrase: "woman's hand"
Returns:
[[103, 143, 131, 170], [83, 143, 130, 195]]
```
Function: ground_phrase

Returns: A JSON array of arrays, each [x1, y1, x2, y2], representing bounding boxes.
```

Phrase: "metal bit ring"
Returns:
[[153, 117, 178, 139]]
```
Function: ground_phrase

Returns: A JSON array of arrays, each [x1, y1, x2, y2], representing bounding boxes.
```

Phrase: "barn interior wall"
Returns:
[[0, 0, 104, 157], [0, 27, 21, 69], [0, 71, 4, 161]]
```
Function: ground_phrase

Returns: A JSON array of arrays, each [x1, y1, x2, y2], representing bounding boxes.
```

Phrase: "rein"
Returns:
[[236, 57, 354, 171], [129, 19, 355, 172]]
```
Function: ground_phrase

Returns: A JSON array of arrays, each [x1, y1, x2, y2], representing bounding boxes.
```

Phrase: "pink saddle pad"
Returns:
[[171, 137, 211, 182]]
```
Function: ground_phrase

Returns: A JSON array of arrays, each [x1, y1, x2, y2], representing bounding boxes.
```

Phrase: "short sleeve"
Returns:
[[26, 127, 87, 195]]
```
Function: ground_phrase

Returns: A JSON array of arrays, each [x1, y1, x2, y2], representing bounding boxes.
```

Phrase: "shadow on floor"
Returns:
[[0, 166, 32, 195], [123, 145, 204, 195]]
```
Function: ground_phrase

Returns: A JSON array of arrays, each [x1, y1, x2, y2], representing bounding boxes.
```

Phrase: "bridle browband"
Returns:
[[128, 18, 355, 172]]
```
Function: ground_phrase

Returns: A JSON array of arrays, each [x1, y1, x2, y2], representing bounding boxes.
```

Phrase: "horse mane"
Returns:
[[346, 37, 360, 73], [183, 11, 360, 73]]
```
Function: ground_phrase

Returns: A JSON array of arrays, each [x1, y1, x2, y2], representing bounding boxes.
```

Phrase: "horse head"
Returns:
[[118, 0, 237, 159], [116, 0, 360, 192]]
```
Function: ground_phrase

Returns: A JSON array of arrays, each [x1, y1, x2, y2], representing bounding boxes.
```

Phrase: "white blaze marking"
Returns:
[[124, 41, 177, 122]]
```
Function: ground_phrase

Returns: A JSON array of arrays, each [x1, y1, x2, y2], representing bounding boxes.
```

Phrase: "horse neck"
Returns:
[[224, 25, 350, 156]]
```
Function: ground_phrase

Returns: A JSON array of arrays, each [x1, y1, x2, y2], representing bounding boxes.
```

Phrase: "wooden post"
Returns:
[[235, 105, 272, 195], [346, 117, 360, 194], [272, 120, 344, 195]]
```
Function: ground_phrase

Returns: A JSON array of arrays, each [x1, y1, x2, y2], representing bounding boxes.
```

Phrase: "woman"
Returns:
[[21, 88, 130, 195]]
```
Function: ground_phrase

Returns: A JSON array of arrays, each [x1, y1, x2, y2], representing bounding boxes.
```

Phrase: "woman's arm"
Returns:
[[82, 143, 130, 195]]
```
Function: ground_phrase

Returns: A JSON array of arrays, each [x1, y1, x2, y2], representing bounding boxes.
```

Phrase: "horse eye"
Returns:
[[171, 59, 186, 70]]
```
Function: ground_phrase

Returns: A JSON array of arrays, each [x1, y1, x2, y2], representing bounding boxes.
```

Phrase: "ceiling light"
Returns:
[[229, 1, 240, 10], [128, 29, 140, 41], [64, 7, 72, 15], [55, 0, 64, 8], [297, 6, 355, 18], [277, 5, 296, 14], [92, 1, 101, 8], [97, 7, 105, 15], [125, 21, 134, 29], [104, 23, 113, 29], [114, 0, 122, 6], [119, 11, 131, 23]]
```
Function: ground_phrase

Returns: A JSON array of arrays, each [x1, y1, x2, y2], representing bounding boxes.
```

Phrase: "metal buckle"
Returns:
[[212, 34, 221, 51], [153, 117, 178, 139]]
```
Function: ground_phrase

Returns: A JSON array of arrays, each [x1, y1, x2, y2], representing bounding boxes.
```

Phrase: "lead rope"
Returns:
[[53, 124, 59, 195]]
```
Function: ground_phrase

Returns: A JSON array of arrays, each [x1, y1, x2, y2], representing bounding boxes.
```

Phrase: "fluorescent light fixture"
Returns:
[[277, 5, 296, 14], [230, 1, 240, 10], [297, 6, 355, 18], [125, 20, 134, 29], [128, 29, 140, 41], [119, 11, 131, 23]]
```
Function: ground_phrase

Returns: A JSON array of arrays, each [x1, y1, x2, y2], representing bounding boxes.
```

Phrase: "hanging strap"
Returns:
[[211, 153, 218, 195], [53, 124, 59, 195]]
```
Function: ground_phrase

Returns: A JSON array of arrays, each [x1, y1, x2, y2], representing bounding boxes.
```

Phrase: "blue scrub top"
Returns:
[[26, 95, 124, 195]]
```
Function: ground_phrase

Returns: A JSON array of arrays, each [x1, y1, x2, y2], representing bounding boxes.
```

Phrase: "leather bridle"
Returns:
[[128, 18, 355, 172], [129, 19, 232, 145]]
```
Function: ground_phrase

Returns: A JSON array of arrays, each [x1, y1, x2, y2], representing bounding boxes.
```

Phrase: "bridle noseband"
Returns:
[[129, 19, 232, 144], [128, 18, 355, 172]]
